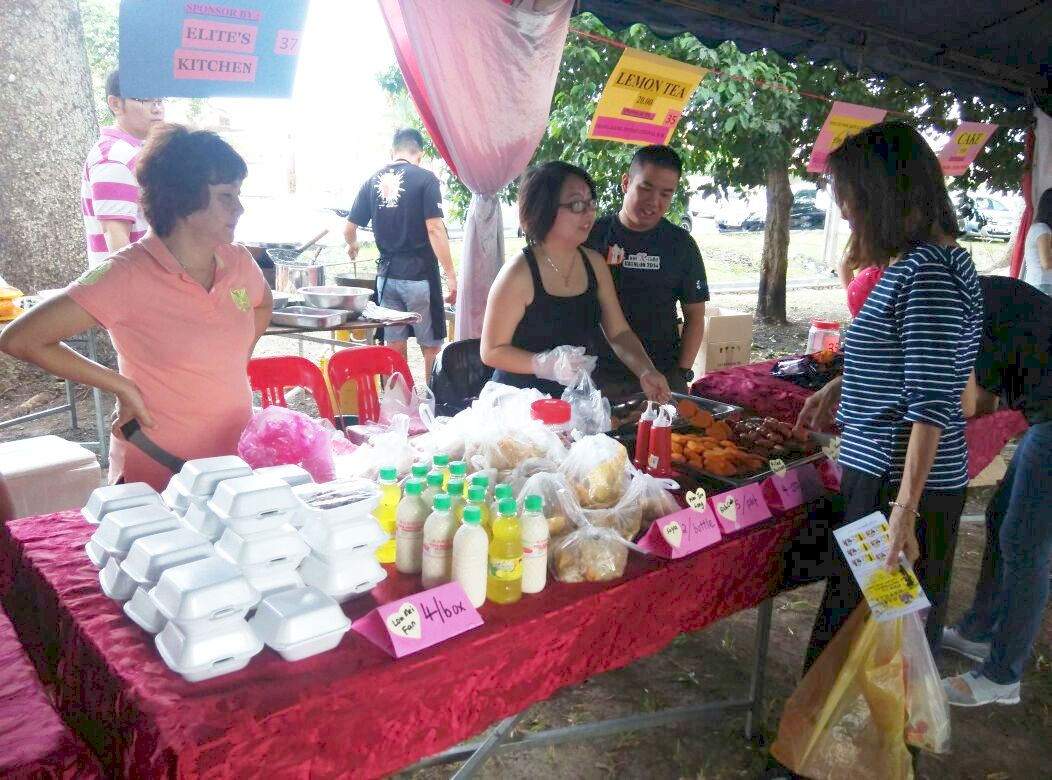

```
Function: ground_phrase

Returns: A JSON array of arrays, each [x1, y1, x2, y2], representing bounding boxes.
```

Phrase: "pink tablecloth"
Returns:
[[691, 360, 1028, 479]]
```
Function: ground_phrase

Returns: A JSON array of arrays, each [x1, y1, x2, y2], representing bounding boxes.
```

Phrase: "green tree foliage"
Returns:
[[80, 0, 120, 126], [376, 12, 1028, 321]]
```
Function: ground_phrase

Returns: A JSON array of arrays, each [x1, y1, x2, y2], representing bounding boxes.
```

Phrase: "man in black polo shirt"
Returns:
[[344, 128, 457, 381], [941, 275, 1052, 707], [586, 145, 709, 397]]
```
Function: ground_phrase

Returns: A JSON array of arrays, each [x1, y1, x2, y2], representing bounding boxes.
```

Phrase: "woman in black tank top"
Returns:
[[481, 162, 671, 403]]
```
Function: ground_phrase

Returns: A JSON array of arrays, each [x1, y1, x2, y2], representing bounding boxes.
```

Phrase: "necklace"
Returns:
[[539, 247, 575, 286]]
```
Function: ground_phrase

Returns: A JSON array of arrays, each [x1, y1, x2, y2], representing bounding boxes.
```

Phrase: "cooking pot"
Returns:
[[273, 258, 325, 293]]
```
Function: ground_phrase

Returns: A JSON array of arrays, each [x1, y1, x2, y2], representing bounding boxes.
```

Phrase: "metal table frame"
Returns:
[[0, 328, 108, 464], [409, 599, 775, 778]]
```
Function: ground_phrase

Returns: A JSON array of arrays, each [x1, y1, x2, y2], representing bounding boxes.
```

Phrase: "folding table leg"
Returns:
[[745, 598, 774, 740], [450, 711, 526, 779], [65, 379, 78, 429]]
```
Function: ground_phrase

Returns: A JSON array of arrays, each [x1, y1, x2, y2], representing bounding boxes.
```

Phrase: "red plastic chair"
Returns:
[[325, 346, 413, 424], [247, 356, 335, 422]]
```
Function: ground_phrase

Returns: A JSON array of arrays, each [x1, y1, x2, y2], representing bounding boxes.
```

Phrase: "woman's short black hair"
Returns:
[[827, 121, 959, 271], [136, 124, 247, 236], [517, 161, 596, 246], [1035, 188, 1052, 228]]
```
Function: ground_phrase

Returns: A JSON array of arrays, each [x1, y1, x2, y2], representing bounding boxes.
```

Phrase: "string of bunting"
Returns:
[[569, 26, 998, 173]]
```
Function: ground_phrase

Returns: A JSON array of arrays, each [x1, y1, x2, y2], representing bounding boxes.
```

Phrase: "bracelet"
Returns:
[[888, 501, 920, 519]]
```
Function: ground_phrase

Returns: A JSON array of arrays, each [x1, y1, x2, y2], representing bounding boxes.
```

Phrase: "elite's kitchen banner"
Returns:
[[118, 0, 310, 98]]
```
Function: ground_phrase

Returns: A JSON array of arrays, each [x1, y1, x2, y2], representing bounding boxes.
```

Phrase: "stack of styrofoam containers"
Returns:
[[293, 480, 387, 603], [211, 474, 310, 599], [163, 457, 254, 538], [89, 504, 184, 606], [249, 586, 351, 661], [82, 482, 167, 526], [151, 556, 264, 682], [116, 528, 214, 632]]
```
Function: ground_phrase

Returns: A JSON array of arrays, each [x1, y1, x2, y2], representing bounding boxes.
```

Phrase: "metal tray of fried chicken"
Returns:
[[671, 415, 833, 487], [609, 392, 741, 437]]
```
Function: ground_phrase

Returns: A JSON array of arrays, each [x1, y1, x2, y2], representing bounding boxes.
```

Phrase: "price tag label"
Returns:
[[637, 506, 722, 559], [352, 581, 482, 658], [684, 487, 707, 510], [768, 458, 787, 477], [708, 483, 771, 535]]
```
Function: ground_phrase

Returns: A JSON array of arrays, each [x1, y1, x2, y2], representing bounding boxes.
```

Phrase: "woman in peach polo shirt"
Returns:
[[1, 125, 272, 490]]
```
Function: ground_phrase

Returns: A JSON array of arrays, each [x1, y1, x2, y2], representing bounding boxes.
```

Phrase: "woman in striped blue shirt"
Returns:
[[798, 122, 983, 668]]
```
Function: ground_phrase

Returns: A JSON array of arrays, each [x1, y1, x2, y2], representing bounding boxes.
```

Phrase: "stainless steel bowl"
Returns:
[[271, 291, 291, 310], [298, 285, 372, 315]]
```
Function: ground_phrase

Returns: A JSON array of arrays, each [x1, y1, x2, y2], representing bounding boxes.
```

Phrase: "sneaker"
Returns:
[[943, 671, 1021, 707], [941, 626, 990, 663]]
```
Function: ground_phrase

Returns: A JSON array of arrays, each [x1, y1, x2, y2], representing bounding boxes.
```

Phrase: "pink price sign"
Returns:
[[762, 462, 824, 512], [806, 101, 887, 173], [352, 581, 483, 658], [817, 459, 843, 492], [708, 483, 771, 535], [939, 122, 998, 176], [637, 506, 722, 559]]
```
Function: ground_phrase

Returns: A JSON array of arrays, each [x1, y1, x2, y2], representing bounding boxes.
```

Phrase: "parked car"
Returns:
[[957, 195, 1016, 241], [714, 189, 826, 232]]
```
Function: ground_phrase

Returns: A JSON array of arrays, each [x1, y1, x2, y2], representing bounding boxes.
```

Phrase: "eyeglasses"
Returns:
[[129, 98, 168, 108], [558, 198, 598, 214]]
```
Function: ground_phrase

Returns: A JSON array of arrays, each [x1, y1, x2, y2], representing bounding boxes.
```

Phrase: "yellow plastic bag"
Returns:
[[771, 605, 914, 780]]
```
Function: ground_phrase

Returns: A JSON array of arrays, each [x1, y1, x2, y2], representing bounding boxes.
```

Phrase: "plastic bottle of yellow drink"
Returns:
[[446, 478, 466, 523], [449, 460, 467, 485], [375, 466, 400, 563], [432, 454, 451, 489], [471, 472, 491, 501], [465, 484, 492, 536], [487, 498, 523, 604], [491, 483, 513, 524]]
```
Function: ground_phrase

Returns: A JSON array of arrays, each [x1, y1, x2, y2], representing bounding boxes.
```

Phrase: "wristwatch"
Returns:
[[680, 367, 695, 383]]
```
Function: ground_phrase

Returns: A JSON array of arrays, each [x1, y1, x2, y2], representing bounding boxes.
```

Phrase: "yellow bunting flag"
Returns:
[[806, 101, 887, 173]]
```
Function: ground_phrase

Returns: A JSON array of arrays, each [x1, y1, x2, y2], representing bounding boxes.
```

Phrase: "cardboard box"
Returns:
[[692, 306, 753, 376]]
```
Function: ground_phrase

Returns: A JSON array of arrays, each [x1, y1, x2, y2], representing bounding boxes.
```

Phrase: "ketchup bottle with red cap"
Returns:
[[633, 401, 657, 469], [646, 405, 675, 478]]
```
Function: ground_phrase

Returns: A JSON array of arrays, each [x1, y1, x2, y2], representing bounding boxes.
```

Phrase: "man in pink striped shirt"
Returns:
[[81, 70, 166, 268]]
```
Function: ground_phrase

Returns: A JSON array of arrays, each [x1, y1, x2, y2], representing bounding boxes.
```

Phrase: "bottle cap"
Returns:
[[433, 494, 451, 511], [433, 453, 449, 467], [471, 473, 490, 488], [494, 484, 513, 500], [426, 473, 444, 488], [498, 498, 517, 516], [530, 398, 572, 426], [411, 464, 429, 479], [462, 505, 482, 524], [467, 485, 487, 502], [811, 320, 840, 330], [379, 466, 397, 482], [449, 460, 467, 477], [405, 478, 424, 495], [524, 494, 543, 513], [446, 478, 465, 497]]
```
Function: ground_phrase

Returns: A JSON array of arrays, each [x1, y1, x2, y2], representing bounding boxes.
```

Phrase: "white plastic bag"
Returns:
[[378, 372, 435, 434], [561, 370, 611, 436]]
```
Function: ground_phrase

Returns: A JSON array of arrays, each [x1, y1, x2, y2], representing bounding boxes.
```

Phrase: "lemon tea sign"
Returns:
[[588, 48, 706, 146]]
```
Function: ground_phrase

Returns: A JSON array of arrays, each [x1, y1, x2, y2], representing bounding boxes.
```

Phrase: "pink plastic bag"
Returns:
[[238, 406, 340, 482]]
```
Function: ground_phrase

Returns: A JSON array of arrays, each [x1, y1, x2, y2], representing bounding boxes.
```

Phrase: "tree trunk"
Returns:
[[0, 0, 98, 293], [756, 162, 792, 324]]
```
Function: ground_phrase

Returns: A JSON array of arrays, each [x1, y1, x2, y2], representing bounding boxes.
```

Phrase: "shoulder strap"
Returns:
[[578, 247, 598, 289], [523, 246, 547, 298]]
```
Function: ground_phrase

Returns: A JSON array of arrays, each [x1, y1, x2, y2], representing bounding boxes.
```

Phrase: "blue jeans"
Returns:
[[957, 421, 1052, 684]]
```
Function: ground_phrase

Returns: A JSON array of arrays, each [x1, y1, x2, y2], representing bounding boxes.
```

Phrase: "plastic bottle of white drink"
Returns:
[[452, 505, 489, 607], [520, 494, 550, 594], [421, 494, 456, 587], [395, 478, 428, 574]]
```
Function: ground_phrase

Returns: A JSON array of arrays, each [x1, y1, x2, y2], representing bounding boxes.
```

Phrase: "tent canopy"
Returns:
[[580, 0, 1050, 108]]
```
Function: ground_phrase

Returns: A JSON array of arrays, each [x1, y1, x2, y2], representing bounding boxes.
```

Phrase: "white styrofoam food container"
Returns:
[[293, 479, 382, 525], [124, 586, 167, 633], [86, 504, 182, 568], [181, 501, 225, 541], [214, 525, 309, 574], [298, 551, 386, 603], [100, 557, 137, 601], [298, 514, 387, 562], [207, 474, 301, 534], [249, 586, 350, 661], [82, 482, 165, 525], [155, 619, 263, 683], [174, 456, 254, 497], [119, 528, 213, 588], [242, 567, 304, 600], [151, 556, 259, 634], [254, 464, 314, 487]]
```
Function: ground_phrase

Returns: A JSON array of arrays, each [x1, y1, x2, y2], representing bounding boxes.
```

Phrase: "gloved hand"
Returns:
[[532, 346, 597, 386]]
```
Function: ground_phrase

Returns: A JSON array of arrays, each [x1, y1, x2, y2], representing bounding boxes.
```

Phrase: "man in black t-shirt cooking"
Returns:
[[586, 145, 709, 398], [344, 128, 457, 380]]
